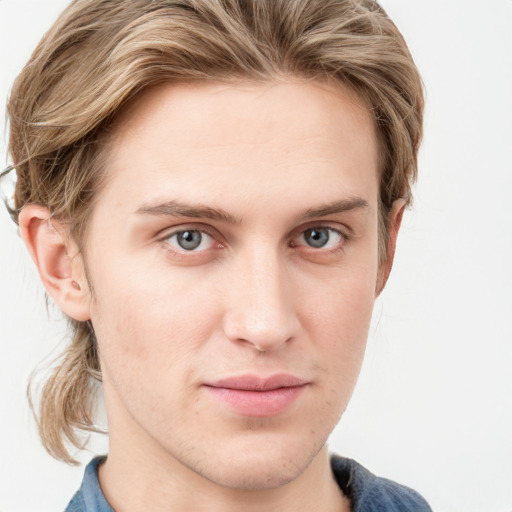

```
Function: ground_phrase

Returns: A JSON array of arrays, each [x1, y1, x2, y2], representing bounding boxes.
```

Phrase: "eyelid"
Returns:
[[290, 223, 351, 252], [157, 222, 220, 240], [293, 221, 351, 240], [156, 221, 351, 258], [158, 224, 224, 253]]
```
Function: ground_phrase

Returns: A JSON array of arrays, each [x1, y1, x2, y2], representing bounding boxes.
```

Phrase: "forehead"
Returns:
[[94, 79, 379, 222]]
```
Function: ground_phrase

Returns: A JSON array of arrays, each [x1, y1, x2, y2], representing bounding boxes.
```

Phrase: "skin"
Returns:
[[20, 79, 404, 512]]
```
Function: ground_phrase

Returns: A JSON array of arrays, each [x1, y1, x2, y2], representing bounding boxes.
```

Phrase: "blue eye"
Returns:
[[166, 230, 214, 251], [298, 227, 344, 249]]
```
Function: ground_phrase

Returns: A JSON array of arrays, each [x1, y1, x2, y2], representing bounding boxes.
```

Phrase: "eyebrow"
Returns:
[[301, 197, 369, 219], [135, 197, 368, 223], [136, 200, 240, 224]]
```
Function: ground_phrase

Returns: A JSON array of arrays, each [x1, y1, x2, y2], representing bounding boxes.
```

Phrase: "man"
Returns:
[[4, 0, 429, 510]]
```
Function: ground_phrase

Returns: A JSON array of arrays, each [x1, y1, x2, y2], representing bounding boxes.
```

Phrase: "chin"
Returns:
[[184, 431, 327, 491]]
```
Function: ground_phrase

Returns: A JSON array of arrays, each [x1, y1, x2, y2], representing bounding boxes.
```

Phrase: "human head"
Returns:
[[6, 0, 423, 463]]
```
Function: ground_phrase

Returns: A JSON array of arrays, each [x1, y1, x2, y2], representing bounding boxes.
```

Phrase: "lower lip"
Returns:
[[204, 385, 306, 417]]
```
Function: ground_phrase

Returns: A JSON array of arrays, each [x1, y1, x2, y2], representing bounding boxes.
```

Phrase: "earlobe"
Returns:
[[18, 204, 91, 322], [375, 198, 406, 297]]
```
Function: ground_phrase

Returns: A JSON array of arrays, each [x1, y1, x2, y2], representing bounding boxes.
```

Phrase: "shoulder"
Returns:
[[64, 491, 86, 512], [331, 456, 432, 512], [63, 456, 113, 512]]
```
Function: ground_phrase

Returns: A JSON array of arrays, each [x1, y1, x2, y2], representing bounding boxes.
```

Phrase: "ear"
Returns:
[[18, 204, 91, 321], [375, 198, 406, 297]]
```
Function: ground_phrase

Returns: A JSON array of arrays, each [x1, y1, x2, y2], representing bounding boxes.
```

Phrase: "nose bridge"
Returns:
[[223, 243, 297, 351]]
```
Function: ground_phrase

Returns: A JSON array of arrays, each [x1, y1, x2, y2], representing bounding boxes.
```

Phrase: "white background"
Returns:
[[1, 1, 511, 511]]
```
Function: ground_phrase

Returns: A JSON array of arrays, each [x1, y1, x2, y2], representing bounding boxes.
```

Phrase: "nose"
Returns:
[[222, 248, 299, 352]]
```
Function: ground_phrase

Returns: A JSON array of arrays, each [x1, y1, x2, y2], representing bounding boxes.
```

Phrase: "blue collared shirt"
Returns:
[[65, 455, 432, 511], [65, 458, 113, 512]]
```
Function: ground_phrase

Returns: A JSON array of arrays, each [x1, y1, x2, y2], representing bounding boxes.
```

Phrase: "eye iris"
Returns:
[[177, 230, 202, 250], [305, 228, 329, 248]]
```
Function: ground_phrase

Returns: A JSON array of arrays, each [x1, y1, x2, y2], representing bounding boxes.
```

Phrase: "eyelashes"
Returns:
[[165, 229, 217, 252], [159, 222, 350, 262], [293, 227, 346, 251]]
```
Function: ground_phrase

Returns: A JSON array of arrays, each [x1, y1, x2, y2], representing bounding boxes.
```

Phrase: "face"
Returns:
[[83, 79, 383, 489]]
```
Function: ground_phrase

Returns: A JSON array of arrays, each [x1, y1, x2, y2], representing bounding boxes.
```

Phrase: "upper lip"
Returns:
[[204, 374, 308, 391]]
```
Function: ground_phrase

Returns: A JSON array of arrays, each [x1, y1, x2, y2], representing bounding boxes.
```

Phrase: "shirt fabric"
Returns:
[[65, 455, 432, 511]]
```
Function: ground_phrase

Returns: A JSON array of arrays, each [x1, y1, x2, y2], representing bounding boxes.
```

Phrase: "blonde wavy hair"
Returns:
[[6, 0, 423, 463]]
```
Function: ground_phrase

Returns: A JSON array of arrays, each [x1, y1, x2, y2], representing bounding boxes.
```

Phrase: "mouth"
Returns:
[[203, 374, 309, 417]]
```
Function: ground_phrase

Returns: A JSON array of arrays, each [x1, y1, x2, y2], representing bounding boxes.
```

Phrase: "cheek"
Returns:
[[87, 257, 220, 389], [306, 256, 377, 337], [304, 262, 377, 392]]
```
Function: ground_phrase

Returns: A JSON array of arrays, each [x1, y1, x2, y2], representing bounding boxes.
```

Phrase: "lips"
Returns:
[[203, 374, 308, 417]]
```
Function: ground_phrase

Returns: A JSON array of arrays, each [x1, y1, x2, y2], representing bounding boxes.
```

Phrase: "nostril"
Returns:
[[250, 335, 293, 352], [223, 310, 297, 352]]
